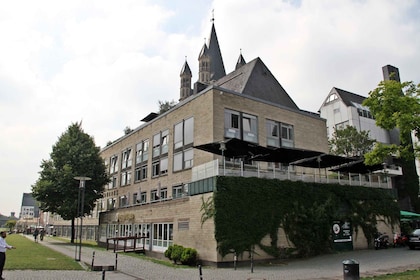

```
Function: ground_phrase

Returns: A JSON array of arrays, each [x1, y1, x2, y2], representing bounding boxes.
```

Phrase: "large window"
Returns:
[[121, 148, 132, 169], [120, 171, 131, 186], [152, 223, 173, 251], [135, 139, 149, 164], [281, 123, 294, 147], [110, 155, 118, 173], [134, 165, 147, 181], [173, 117, 194, 172], [266, 119, 294, 148], [153, 130, 169, 158], [225, 109, 258, 143]]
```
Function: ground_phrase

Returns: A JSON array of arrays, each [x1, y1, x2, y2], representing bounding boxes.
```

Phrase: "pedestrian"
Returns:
[[33, 229, 39, 243], [0, 231, 16, 280], [40, 229, 44, 241]]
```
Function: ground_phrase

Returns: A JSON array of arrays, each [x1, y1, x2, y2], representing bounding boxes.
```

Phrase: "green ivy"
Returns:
[[211, 176, 399, 258]]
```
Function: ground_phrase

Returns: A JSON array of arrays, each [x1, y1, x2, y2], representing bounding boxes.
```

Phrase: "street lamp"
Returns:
[[74, 176, 91, 261], [219, 141, 226, 175]]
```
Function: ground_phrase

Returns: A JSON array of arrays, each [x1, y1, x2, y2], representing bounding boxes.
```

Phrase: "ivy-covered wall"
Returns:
[[211, 176, 399, 258]]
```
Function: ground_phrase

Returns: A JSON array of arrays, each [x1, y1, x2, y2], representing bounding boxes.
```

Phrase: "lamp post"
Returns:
[[219, 141, 226, 175], [74, 176, 91, 261]]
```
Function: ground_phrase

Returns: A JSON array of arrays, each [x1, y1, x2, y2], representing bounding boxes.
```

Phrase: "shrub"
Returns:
[[164, 244, 198, 266], [181, 247, 198, 266]]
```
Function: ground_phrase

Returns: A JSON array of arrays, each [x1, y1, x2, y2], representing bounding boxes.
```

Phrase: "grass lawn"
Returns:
[[361, 270, 420, 279], [4, 234, 83, 270]]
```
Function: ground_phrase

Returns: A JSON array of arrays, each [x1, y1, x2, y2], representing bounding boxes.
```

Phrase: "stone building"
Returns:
[[97, 21, 333, 265]]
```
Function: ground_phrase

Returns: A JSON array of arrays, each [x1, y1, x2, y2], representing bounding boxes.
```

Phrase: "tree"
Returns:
[[158, 100, 177, 114], [5, 220, 16, 232], [32, 122, 109, 243], [363, 79, 420, 211], [328, 126, 375, 157], [363, 80, 420, 162]]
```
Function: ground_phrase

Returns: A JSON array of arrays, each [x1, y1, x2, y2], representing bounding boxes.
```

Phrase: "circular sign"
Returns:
[[333, 223, 341, 234]]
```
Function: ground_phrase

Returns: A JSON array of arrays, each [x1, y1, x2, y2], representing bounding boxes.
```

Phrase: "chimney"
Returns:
[[382, 65, 401, 82]]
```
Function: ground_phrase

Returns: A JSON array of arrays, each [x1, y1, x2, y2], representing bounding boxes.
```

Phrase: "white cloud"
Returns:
[[0, 0, 419, 215]]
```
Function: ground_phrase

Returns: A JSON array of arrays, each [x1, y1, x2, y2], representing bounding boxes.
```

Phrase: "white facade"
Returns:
[[320, 87, 394, 145]]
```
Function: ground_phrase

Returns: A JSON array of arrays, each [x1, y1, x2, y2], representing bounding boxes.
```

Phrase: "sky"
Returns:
[[1, 0, 419, 217]]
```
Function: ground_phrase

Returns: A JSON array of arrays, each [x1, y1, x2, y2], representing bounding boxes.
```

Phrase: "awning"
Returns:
[[400, 210, 420, 218], [194, 138, 323, 164], [330, 159, 384, 174], [291, 154, 354, 169]]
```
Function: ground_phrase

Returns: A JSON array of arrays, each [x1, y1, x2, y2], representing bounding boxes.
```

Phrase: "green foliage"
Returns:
[[200, 195, 215, 226], [363, 79, 420, 163], [32, 122, 110, 239], [329, 126, 375, 157], [164, 244, 198, 266], [5, 220, 16, 231], [158, 100, 177, 114], [181, 247, 198, 266], [363, 79, 420, 210], [4, 234, 83, 270], [212, 176, 399, 259]]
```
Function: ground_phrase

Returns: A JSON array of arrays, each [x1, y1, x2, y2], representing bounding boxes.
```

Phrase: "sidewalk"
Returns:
[[4, 235, 420, 280]]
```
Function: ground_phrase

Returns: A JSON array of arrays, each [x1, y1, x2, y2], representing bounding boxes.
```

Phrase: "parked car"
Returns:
[[407, 229, 420, 249]]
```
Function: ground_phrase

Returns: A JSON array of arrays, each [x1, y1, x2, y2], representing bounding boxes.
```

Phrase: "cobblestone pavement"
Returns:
[[3, 236, 420, 280]]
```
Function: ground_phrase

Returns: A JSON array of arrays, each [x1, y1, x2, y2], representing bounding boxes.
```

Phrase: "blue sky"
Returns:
[[0, 0, 419, 216]]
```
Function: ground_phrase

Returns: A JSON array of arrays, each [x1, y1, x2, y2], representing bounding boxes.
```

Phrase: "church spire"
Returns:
[[179, 57, 192, 101], [197, 12, 225, 84], [235, 49, 246, 70]]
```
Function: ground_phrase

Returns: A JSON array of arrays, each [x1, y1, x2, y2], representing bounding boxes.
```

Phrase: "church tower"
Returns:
[[179, 59, 192, 101], [198, 42, 211, 83]]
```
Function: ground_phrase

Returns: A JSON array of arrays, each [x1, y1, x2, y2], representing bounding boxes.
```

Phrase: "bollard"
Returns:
[[343, 259, 359, 280], [91, 251, 95, 269], [198, 264, 203, 279]]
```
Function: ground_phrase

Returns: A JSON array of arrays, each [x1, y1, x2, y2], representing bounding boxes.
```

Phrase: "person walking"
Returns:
[[0, 231, 16, 280], [33, 229, 39, 243]]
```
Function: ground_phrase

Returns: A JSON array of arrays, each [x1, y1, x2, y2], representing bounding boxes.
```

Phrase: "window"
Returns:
[[121, 148, 132, 169], [153, 130, 169, 158], [151, 189, 159, 201], [120, 171, 131, 186], [225, 109, 258, 143], [134, 165, 147, 181], [224, 109, 241, 139], [119, 195, 128, 208], [266, 120, 294, 148], [173, 118, 194, 172], [135, 139, 149, 164], [152, 223, 173, 250], [110, 155, 118, 173], [152, 161, 160, 177], [108, 176, 117, 189], [133, 191, 147, 204], [242, 113, 258, 143], [281, 123, 294, 147], [266, 120, 280, 147], [173, 148, 193, 172], [160, 157, 168, 175], [173, 184, 188, 199], [326, 93, 338, 103], [107, 198, 116, 210], [160, 188, 168, 200]]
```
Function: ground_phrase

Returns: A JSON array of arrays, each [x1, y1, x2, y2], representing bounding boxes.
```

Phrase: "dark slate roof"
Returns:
[[333, 87, 366, 107], [22, 193, 37, 207], [180, 60, 192, 76], [207, 23, 226, 81], [214, 57, 299, 110], [235, 53, 246, 70]]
